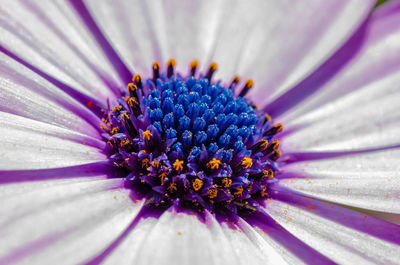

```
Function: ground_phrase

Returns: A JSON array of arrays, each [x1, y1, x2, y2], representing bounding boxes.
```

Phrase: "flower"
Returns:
[[1, 0, 400, 264]]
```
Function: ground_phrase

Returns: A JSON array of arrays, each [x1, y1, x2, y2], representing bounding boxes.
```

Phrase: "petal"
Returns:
[[0, 112, 107, 170], [102, 210, 242, 265], [235, 219, 299, 265], [101, 209, 289, 265], [278, 148, 400, 214], [83, 0, 375, 98], [279, 1, 400, 152], [82, 0, 225, 76], [0, 177, 142, 265], [212, 0, 375, 103], [266, 190, 400, 265], [0, 52, 102, 137], [279, 72, 400, 151], [0, 0, 124, 101]]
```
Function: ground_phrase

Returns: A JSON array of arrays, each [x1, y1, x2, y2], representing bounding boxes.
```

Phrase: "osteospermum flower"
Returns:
[[1, 0, 400, 264]]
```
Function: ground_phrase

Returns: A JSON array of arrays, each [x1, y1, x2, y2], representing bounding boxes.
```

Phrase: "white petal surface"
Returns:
[[281, 148, 400, 213], [234, 219, 291, 265], [213, 0, 375, 101], [280, 69, 400, 152], [104, 209, 289, 265], [83, 0, 225, 76], [84, 0, 374, 100], [281, 2, 400, 151], [0, 52, 102, 137], [0, 178, 142, 265], [0, 112, 107, 170], [266, 199, 400, 265], [105, 210, 240, 265], [0, 0, 123, 100]]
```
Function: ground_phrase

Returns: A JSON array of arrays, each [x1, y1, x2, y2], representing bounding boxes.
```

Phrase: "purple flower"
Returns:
[[1, 0, 400, 264]]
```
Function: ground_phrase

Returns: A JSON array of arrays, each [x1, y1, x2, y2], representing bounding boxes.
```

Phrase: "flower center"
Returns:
[[101, 60, 282, 217]]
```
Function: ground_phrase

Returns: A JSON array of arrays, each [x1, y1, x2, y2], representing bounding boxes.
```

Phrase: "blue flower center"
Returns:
[[101, 60, 282, 216]]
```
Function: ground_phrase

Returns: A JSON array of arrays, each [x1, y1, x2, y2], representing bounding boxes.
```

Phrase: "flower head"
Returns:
[[1, 0, 400, 264]]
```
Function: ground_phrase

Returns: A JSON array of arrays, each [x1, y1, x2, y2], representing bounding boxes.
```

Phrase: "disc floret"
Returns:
[[101, 60, 282, 216]]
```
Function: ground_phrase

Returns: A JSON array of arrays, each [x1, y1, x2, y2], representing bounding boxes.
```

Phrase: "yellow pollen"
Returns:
[[209, 62, 218, 71], [271, 149, 282, 160], [263, 170, 274, 179], [269, 141, 280, 151], [141, 158, 150, 168], [121, 112, 130, 122], [167, 183, 177, 193], [274, 124, 283, 133], [233, 187, 243, 197], [260, 139, 269, 151], [142, 130, 152, 141], [142, 158, 150, 169], [128, 97, 138, 107], [100, 124, 109, 131], [261, 185, 268, 197], [233, 76, 240, 84], [120, 138, 130, 146], [207, 158, 222, 170], [192, 179, 203, 191], [167, 58, 176, 67], [133, 74, 142, 84], [159, 171, 168, 184], [245, 79, 254, 88], [208, 188, 218, 199], [111, 127, 120, 135], [151, 160, 159, 168], [221, 178, 232, 188], [173, 159, 184, 171], [127, 83, 137, 92], [241, 157, 253, 169], [190, 60, 199, 69], [112, 105, 122, 113], [264, 114, 271, 122], [153, 61, 160, 70]]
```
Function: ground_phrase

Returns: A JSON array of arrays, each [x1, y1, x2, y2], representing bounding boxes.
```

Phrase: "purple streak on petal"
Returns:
[[20, 0, 122, 96], [84, 202, 163, 265], [244, 210, 335, 265], [270, 185, 400, 245], [0, 230, 71, 265], [0, 162, 115, 184], [0, 47, 105, 127], [373, 0, 400, 20], [263, 21, 368, 118], [70, 0, 133, 85], [283, 144, 400, 164]]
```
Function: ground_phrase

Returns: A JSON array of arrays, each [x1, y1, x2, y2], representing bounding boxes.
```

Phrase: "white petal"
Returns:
[[281, 148, 400, 213], [281, 2, 400, 151], [101, 214, 159, 265], [83, 0, 225, 76], [210, 0, 375, 102], [0, 52, 102, 137], [234, 218, 291, 265], [0, 0, 123, 100], [83, 0, 374, 99], [0, 112, 107, 170], [103, 209, 290, 265], [105, 210, 240, 265], [0, 179, 142, 265], [266, 199, 400, 265], [280, 71, 400, 152]]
